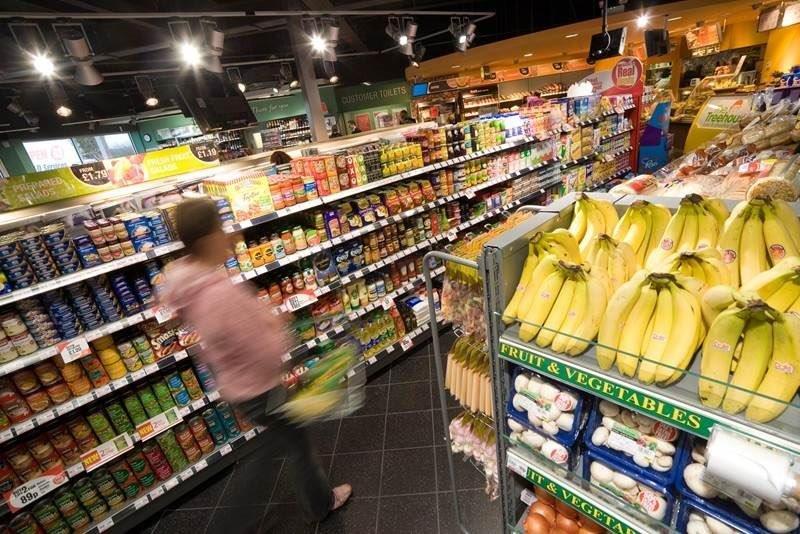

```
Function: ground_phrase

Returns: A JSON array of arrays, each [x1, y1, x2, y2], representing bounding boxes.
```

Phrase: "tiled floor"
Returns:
[[138, 334, 502, 534]]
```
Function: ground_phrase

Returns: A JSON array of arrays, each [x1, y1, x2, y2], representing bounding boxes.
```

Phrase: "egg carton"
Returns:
[[675, 437, 800, 534], [583, 399, 685, 488], [506, 366, 588, 447], [582, 446, 674, 524]]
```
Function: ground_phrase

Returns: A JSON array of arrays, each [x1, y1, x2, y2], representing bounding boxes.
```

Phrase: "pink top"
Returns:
[[161, 258, 289, 403]]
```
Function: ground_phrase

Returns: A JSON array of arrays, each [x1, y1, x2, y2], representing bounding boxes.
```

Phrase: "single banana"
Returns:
[[656, 284, 702, 385], [646, 205, 686, 269], [638, 285, 673, 384], [722, 315, 773, 414], [699, 307, 749, 408], [677, 203, 699, 252], [762, 201, 800, 264], [594, 242, 610, 273], [540, 228, 583, 263], [771, 198, 800, 251], [519, 268, 567, 342], [701, 257, 731, 287], [608, 244, 629, 290], [516, 254, 560, 319], [766, 277, 800, 312], [745, 313, 800, 423], [621, 205, 649, 263], [536, 277, 577, 348], [592, 197, 620, 234], [739, 205, 770, 286], [703, 197, 730, 227], [718, 203, 747, 290], [568, 197, 588, 243], [723, 200, 749, 235], [635, 206, 654, 267], [568, 274, 607, 355], [616, 283, 659, 378], [612, 205, 633, 241], [583, 234, 602, 264], [741, 256, 800, 300], [701, 285, 737, 326], [552, 278, 588, 353], [502, 243, 539, 324], [695, 204, 720, 250], [596, 272, 648, 369], [646, 203, 672, 259]]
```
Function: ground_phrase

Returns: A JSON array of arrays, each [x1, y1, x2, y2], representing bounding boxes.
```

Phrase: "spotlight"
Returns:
[[279, 62, 298, 90], [58, 26, 103, 86], [307, 18, 338, 61], [135, 76, 159, 107], [386, 17, 417, 56], [399, 35, 408, 46], [450, 17, 476, 52], [272, 87, 279, 94], [32, 54, 55, 76], [201, 20, 224, 73], [56, 105, 72, 117], [409, 42, 425, 67], [180, 42, 201, 66], [310, 34, 327, 53], [6, 101, 22, 115], [237, 82, 246, 92], [323, 60, 338, 84], [637, 14, 649, 28], [45, 81, 72, 119], [410, 58, 420, 68], [290, 80, 300, 89], [329, 75, 339, 84]]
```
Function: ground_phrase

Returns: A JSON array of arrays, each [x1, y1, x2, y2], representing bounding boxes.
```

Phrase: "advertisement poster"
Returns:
[[580, 56, 644, 97], [685, 95, 754, 151], [0, 142, 220, 210], [354, 114, 372, 133]]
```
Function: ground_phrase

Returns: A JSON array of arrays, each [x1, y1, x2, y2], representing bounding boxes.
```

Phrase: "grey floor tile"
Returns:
[[380, 447, 436, 496], [260, 503, 318, 534], [351, 385, 388, 416], [384, 411, 433, 449], [329, 451, 382, 497], [433, 407, 464, 443], [166, 467, 233, 510], [390, 356, 431, 382], [153, 508, 215, 534], [304, 419, 341, 455], [435, 446, 490, 492], [378, 494, 439, 534], [207, 505, 266, 534], [367, 367, 391, 386], [388, 381, 432, 412], [336, 415, 385, 453], [217, 457, 283, 507], [134, 510, 162, 534], [437, 489, 503, 534], [431, 380, 462, 410], [317, 497, 379, 534], [271, 455, 331, 504]]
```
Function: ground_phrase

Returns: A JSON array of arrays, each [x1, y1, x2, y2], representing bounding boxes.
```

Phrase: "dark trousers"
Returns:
[[236, 388, 333, 522]]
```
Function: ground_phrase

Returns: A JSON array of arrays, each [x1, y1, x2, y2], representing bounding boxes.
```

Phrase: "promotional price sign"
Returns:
[[284, 291, 318, 312], [57, 338, 90, 363], [4, 465, 68, 512], [136, 407, 182, 441], [81, 433, 134, 472]]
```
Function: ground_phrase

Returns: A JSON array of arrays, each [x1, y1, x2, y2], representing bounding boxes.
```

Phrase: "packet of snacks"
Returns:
[[176, 323, 200, 348], [140, 319, 181, 359]]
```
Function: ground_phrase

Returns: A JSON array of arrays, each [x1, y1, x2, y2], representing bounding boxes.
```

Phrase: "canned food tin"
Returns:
[[155, 430, 189, 472], [126, 450, 155, 488], [201, 408, 227, 445], [52, 487, 80, 516], [151, 379, 176, 411], [8, 511, 41, 534], [136, 386, 162, 419], [179, 368, 204, 400], [31, 499, 60, 526], [141, 443, 172, 481], [104, 400, 134, 434], [215, 402, 241, 438], [64, 507, 91, 530]]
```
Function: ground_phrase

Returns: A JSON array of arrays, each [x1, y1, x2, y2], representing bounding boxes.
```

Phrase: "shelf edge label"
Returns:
[[4, 465, 68, 512], [498, 340, 714, 437]]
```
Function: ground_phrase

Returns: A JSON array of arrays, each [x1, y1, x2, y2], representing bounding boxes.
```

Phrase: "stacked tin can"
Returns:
[[156, 430, 189, 472], [107, 458, 141, 499], [82, 217, 135, 263], [73, 476, 109, 521], [40, 292, 82, 340], [19, 231, 62, 284], [30, 498, 70, 533], [108, 273, 142, 316], [52, 486, 91, 531], [63, 284, 104, 331], [16, 299, 60, 349], [40, 224, 81, 276], [0, 311, 41, 361]]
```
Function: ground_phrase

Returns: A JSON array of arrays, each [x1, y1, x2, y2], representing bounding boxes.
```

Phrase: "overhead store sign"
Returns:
[[0, 142, 219, 211], [335, 80, 410, 113], [685, 94, 754, 152], [580, 56, 644, 97]]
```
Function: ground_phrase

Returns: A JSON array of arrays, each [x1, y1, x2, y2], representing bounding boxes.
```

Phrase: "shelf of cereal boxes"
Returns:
[[231, 158, 557, 285], [0, 306, 174, 379], [84, 427, 264, 534], [0, 387, 224, 518], [0, 344, 201, 446], [505, 445, 665, 534], [272, 188, 546, 317], [0, 242, 185, 309], [280, 266, 446, 364], [225, 134, 536, 234]]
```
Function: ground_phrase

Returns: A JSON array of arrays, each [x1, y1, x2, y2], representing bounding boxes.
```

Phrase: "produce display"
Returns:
[[444, 336, 494, 418], [509, 372, 580, 438], [448, 411, 498, 498], [521, 486, 605, 534], [587, 451, 671, 521]]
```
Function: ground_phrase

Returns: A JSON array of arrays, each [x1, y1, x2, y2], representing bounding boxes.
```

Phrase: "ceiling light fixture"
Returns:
[[523, 52, 533, 57], [289, 80, 300, 89], [408, 42, 425, 68], [565, 33, 579, 38], [323, 59, 339, 85], [32, 53, 55, 76], [200, 20, 225, 73], [329, 74, 339, 84], [362, 81, 371, 86], [57, 25, 103, 86], [56, 105, 72, 117], [278, 62, 298, 90], [410, 58, 420, 68], [637, 14, 650, 28], [226, 67, 246, 93], [668, 16, 683, 22], [135, 75, 159, 107], [386, 16, 418, 56], [450, 17, 477, 52], [169, 21, 203, 68], [45, 81, 72, 119], [310, 33, 327, 53], [307, 18, 339, 62], [180, 42, 201, 66]]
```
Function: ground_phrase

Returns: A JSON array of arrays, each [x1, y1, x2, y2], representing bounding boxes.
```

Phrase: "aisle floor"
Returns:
[[137, 334, 502, 534]]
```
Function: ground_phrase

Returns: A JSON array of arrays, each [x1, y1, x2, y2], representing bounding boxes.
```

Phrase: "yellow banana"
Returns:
[[718, 203, 748, 288], [646, 203, 672, 258], [766, 278, 800, 312], [519, 268, 567, 342], [723, 200, 749, 234], [677, 203, 699, 252], [742, 256, 800, 300], [592, 198, 620, 235], [703, 197, 730, 227], [745, 312, 800, 423], [656, 284, 702, 385], [701, 285, 737, 325], [621, 205, 649, 262], [636, 207, 654, 267], [739, 205, 770, 286], [596, 272, 648, 369], [616, 283, 659, 377], [552, 278, 588, 354], [540, 228, 582, 263], [772, 199, 800, 251], [638, 285, 673, 384], [646, 205, 686, 269], [695, 204, 720, 250], [568, 274, 608, 355], [701, 257, 730, 287], [699, 306, 749, 408], [594, 241, 610, 273], [688, 257, 707, 284], [516, 254, 560, 319], [568, 197, 588, 243], [762, 202, 800, 265], [536, 276, 577, 348], [502, 243, 540, 324], [722, 315, 773, 414], [612, 206, 633, 241], [583, 234, 602, 264], [608, 243, 630, 290]]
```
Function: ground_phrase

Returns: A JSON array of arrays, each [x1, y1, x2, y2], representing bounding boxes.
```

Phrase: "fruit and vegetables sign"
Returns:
[[0, 142, 219, 210], [499, 340, 716, 437]]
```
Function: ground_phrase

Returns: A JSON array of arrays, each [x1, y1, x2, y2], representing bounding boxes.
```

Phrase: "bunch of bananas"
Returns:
[[699, 298, 800, 423], [597, 272, 704, 385], [583, 234, 637, 290], [518, 260, 612, 355], [719, 197, 800, 287], [655, 248, 730, 288], [741, 256, 800, 311], [645, 194, 728, 269], [612, 200, 671, 268], [502, 229, 582, 324], [567, 193, 619, 257]]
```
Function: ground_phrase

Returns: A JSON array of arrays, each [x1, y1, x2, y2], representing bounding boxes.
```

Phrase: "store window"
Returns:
[[23, 134, 137, 172]]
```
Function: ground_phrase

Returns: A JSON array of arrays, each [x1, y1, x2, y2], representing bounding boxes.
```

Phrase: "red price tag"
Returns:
[[4, 466, 68, 512], [57, 338, 90, 363]]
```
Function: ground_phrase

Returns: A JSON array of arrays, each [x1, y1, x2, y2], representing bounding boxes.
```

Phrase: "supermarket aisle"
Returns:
[[138, 333, 502, 534]]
